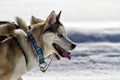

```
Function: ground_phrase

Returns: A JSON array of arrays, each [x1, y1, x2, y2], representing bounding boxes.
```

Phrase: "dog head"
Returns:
[[37, 11, 76, 60], [16, 11, 76, 60]]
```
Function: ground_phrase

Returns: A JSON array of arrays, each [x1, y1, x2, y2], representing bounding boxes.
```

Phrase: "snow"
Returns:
[[0, 0, 120, 79], [22, 26, 120, 80], [23, 70, 120, 80]]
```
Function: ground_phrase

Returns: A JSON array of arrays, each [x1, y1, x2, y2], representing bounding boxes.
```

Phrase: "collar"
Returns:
[[27, 31, 45, 64]]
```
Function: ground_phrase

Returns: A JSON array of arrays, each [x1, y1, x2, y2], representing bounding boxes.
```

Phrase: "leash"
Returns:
[[27, 31, 53, 72], [27, 32, 45, 64], [39, 55, 54, 72]]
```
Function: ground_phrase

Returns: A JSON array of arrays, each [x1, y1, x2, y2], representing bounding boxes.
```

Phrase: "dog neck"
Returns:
[[30, 22, 45, 52]]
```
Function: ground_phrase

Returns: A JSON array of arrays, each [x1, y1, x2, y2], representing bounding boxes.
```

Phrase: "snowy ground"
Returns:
[[22, 27, 120, 80], [23, 43, 120, 80], [1, 0, 120, 80]]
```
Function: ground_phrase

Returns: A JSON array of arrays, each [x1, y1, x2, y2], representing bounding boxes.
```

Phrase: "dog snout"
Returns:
[[71, 44, 76, 50]]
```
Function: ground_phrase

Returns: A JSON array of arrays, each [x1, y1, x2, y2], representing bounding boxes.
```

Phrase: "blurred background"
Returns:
[[1, 0, 120, 22], [0, 0, 120, 80]]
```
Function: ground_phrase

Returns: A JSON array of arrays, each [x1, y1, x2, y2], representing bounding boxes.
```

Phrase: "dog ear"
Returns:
[[43, 11, 57, 32], [45, 11, 57, 25], [56, 11, 62, 22], [44, 11, 62, 32], [31, 16, 43, 25], [15, 17, 29, 33]]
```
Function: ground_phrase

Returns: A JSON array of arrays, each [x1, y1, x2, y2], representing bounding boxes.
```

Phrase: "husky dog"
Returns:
[[0, 11, 76, 80], [0, 21, 20, 34], [0, 21, 20, 42]]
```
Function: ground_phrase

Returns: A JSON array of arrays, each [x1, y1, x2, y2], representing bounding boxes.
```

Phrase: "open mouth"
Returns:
[[52, 43, 71, 60]]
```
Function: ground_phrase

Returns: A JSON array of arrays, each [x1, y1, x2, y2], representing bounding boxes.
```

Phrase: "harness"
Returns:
[[27, 27, 53, 72]]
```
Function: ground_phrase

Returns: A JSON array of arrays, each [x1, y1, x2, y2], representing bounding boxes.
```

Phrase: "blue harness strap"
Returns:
[[27, 31, 44, 64]]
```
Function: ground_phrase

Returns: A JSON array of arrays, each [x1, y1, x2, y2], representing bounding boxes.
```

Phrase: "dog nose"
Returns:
[[71, 44, 76, 49]]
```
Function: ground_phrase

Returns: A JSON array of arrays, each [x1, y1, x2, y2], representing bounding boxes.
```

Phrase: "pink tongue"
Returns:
[[61, 48, 71, 60], [54, 43, 71, 60]]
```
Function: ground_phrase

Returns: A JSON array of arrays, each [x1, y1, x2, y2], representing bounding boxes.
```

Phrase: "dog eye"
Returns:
[[58, 34, 63, 38]]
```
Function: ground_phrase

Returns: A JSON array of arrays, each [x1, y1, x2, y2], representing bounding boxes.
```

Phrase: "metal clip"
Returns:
[[39, 62, 47, 72]]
